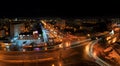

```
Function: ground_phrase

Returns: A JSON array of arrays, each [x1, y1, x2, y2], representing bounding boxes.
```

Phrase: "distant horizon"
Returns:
[[0, 16, 120, 19]]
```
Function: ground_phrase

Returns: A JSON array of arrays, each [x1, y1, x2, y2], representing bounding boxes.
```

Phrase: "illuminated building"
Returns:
[[8, 20, 49, 51]]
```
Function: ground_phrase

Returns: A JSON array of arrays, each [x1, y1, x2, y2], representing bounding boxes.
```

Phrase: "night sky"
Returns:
[[0, 2, 120, 18]]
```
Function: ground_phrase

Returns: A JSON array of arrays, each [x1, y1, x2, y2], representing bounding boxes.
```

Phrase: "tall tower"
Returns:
[[39, 23, 48, 42]]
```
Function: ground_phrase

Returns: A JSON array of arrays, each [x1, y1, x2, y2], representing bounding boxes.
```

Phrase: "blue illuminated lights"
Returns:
[[9, 22, 49, 51]]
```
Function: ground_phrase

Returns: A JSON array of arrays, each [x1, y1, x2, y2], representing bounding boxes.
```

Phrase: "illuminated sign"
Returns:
[[33, 31, 38, 34], [33, 31, 39, 39]]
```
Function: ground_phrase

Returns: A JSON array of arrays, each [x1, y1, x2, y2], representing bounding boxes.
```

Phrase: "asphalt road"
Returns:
[[0, 41, 100, 66]]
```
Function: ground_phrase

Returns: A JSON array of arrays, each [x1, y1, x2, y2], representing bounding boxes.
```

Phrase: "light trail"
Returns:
[[88, 38, 111, 66]]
